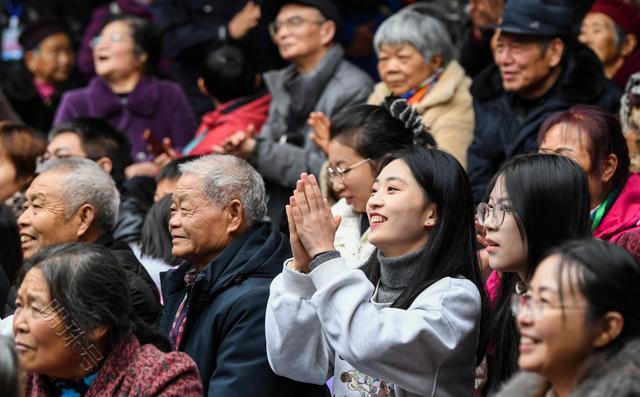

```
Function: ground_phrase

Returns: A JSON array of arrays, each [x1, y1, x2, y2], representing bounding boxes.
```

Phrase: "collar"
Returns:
[[89, 76, 160, 118]]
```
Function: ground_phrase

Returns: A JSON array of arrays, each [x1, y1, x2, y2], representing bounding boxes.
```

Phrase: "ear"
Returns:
[[95, 157, 113, 175], [600, 153, 619, 185], [197, 77, 209, 96], [87, 325, 109, 345], [621, 34, 638, 58], [593, 311, 624, 348], [429, 53, 443, 70], [319, 20, 337, 46], [225, 199, 245, 234], [138, 51, 148, 65], [75, 203, 96, 240], [423, 202, 438, 228], [545, 38, 564, 68]]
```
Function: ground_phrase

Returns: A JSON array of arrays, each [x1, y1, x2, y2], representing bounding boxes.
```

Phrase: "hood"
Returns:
[[471, 42, 613, 104]]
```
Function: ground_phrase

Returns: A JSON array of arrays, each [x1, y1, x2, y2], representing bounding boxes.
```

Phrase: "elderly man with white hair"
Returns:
[[15, 157, 161, 325], [158, 154, 328, 397]]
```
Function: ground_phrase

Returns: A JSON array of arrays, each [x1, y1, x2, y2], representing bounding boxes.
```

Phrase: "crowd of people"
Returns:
[[1, 0, 640, 396]]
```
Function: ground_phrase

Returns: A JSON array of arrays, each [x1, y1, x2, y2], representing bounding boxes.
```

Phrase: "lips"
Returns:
[[14, 341, 34, 352], [369, 213, 387, 229], [20, 233, 37, 247], [519, 333, 541, 353]]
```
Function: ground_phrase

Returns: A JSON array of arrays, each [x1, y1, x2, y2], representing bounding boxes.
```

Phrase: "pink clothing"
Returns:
[[593, 173, 640, 244], [485, 270, 501, 305], [33, 79, 55, 101]]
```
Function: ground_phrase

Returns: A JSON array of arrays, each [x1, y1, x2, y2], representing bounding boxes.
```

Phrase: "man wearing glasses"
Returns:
[[218, 0, 373, 230]]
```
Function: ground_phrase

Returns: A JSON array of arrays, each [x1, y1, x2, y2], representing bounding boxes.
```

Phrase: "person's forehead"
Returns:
[[277, 3, 323, 19], [29, 170, 67, 195]]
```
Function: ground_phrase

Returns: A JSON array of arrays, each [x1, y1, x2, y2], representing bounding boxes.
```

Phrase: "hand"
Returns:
[[475, 215, 491, 280], [228, 1, 261, 40], [286, 197, 312, 272], [213, 126, 256, 159], [308, 112, 331, 155], [289, 173, 341, 258], [153, 138, 180, 168], [124, 161, 160, 179]]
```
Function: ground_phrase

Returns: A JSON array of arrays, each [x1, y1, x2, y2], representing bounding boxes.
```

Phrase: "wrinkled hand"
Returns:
[[213, 126, 256, 159], [289, 173, 340, 258], [228, 1, 261, 40], [308, 112, 331, 155]]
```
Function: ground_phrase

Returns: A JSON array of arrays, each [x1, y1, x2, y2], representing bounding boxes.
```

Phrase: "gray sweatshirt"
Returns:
[[265, 257, 481, 397]]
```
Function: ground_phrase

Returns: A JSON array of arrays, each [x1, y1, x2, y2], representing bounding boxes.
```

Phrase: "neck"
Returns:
[[294, 46, 331, 74], [591, 183, 613, 211], [603, 57, 624, 79], [33, 75, 53, 86], [548, 358, 593, 397], [520, 66, 561, 101], [106, 71, 142, 94]]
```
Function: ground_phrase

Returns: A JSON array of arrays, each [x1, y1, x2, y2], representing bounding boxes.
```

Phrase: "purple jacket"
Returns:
[[54, 76, 197, 161]]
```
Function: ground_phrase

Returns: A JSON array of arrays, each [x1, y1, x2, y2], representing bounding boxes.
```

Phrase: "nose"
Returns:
[[18, 207, 31, 229], [13, 305, 29, 335], [496, 46, 513, 66], [367, 190, 383, 212], [517, 301, 535, 328], [331, 177, 346, 192], [168, 211, 180, 230]]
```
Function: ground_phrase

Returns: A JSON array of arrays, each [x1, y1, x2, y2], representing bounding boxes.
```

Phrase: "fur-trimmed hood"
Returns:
[[471, 42, 618, 103], [495, 337, 640, 397]]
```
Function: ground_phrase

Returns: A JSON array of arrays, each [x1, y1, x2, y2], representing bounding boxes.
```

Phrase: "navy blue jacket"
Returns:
[[159, 222, 328, 397], [467, 43, 621, 202]]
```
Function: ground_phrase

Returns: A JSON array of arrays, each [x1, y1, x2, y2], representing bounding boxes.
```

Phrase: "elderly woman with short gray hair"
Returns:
[[367, 4, 474, 168]]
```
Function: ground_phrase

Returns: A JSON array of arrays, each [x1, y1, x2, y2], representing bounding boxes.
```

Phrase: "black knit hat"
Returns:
[[18, 18, 67, 51]]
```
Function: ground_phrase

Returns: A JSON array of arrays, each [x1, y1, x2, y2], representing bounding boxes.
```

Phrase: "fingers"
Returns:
[[285, 202, 298, 236], [293, 178, 311, 215]]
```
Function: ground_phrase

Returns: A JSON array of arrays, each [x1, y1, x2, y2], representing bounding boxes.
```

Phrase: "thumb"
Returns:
[[333, 214, 342, 229]]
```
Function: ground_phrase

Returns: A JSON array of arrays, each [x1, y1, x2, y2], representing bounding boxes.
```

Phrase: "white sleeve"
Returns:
[[265, 262, 335, 384], [308, 258, 481, 394]]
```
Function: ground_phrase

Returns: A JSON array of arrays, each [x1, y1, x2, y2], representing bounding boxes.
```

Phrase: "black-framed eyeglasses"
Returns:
[[327, 158, 371, 185], [511, 294, 586, 320], [268, 16, 326, 36], [477, 202, 514, 228]]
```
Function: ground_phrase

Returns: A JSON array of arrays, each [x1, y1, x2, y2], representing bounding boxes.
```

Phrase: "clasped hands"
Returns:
[[286, 173, 341, 273]]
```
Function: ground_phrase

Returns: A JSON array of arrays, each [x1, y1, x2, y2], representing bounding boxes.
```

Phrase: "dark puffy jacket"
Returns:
[[159, 222, 329, 397], [467, 43, 621, 202]]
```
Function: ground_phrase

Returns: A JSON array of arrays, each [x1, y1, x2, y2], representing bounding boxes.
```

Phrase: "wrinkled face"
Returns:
[[484, 177, 528, 275], [93, 21, 144, 81], [366, 159, 433, 257], [495, 33, 557, 98], [377, 43, 435, 96], [169, 174, 232, 268], [18, 171, 81, 260], [45, 132, 87, 161], [13, 269, 86, 379], [539, 123, 602, 209], [327, 139, 375, 213], [272, 4, 328, 63], [0, 148, 21, 201], [579, 13, 621, 67], [26, 33, 74, 84], [518, 255, 597, 378]]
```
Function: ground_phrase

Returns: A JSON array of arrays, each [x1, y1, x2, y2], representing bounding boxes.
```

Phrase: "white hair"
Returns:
[[38, 157, 120, 232], [179, 154, 267, 223]]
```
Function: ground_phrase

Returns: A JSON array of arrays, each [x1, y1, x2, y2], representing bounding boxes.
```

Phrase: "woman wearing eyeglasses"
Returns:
[[53, 15, 197, 173], [477, 154, 591, 394], [324, 99, 434, 267], [496, 238, 640, 397]]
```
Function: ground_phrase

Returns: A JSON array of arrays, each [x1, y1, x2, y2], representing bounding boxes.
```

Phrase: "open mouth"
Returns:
[[519, 334, 542, 352], [369, 214, 388, 227], [20, 234, 37, 245]]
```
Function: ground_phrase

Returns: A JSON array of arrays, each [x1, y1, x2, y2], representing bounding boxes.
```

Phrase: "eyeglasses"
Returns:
[[327, 158, 371, 185], [511, 294, 586, 320], [477, 202, 514, 228], [268, 16, 326, 36], [90, 32, 126, 48]]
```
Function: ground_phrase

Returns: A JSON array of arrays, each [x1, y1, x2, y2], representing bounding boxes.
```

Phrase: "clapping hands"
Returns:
[[286, 173, 341, 272]]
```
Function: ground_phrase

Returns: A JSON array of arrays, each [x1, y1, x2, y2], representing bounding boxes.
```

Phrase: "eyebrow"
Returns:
[[532, 286, 560, 295], [27, 192, 47, 201], [373, 176, 408, 185]]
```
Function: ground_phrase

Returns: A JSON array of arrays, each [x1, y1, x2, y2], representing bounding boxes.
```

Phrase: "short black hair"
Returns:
[[200, 45, 256, 103], [49, 117, 132, 186], [156, 155, 200, 183]]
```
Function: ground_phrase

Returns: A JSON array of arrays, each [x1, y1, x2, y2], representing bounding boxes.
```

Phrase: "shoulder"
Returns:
[[333, 60, 374, 88], [410, 277, 481, 315], [130, 344, 202, 393]]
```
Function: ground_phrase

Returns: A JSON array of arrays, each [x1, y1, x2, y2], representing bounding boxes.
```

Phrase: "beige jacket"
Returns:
[[367, 60, 474, 168]]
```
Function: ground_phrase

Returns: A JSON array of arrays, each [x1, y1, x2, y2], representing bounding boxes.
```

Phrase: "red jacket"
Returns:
[[183, 93, 271, 156], [25, 335, 202, 396], [593, 173, 640, 243]]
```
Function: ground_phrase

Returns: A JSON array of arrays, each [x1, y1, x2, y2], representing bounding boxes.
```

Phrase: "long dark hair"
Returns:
[[364, 146, 489, 362], [484, 154, 591, 393], [0, 204, 22, 284], [140, 194, 174, 264], [18, 244, 170, 353]]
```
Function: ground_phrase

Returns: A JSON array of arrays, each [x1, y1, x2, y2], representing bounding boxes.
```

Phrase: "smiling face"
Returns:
[[579, 13, 621, 70], [327, 139, 376, 213], [25, 33, 74, 84], [18, 171, 82, 260], [366, 159, 435, 257], [169, 174, 234, 269], [517, 254, 597, 380], [13, 268, 86, 379], [484, 177, 528, 277], [377, 43, 436, 96], [93, 20, 145, 82]]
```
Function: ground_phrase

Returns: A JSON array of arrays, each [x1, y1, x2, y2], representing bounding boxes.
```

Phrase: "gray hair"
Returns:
[[179, 155, 267, 223], [374, 5, 455, 66], [37, 157, 120, 232]]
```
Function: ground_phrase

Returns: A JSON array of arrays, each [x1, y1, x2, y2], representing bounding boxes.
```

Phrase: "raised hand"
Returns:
[[286, 196, 312, 272], [289, 173, 341, 258], [228, 1, 261, 40], [308, 112, 331, 155]]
